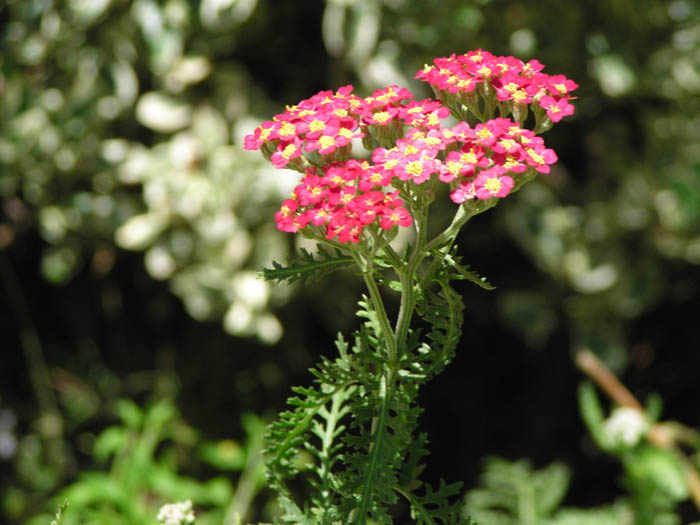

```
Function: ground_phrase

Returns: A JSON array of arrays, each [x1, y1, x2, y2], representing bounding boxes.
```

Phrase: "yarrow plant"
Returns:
[[247, 49, 576, 523]]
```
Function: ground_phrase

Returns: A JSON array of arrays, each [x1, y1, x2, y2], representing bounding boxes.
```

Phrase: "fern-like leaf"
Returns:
[[406, 278, 464, 382], [401, 479, 467, 525], [260, 246, 354, 284], [440, 249, 495, 290], [264, 334, 358, 522]]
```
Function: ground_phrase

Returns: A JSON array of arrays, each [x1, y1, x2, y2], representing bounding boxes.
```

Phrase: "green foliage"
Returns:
[[264, 274, 469, 522], [26, 400, 267, 525], [465, 458, 570, 524], [465, 458, 628, 525]]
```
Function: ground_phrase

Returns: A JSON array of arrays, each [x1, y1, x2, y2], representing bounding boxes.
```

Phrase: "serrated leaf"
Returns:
[[259, 246, 353, 284], [441, 251, 495, 290], [401, 478, 466, 524]]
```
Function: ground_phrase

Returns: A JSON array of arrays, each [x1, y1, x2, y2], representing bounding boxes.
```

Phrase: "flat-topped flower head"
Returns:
[[272, 159, 414, 243], [244, 85, 367, 168], [246, 55, 574, 244], [415, 49, 577, 128]]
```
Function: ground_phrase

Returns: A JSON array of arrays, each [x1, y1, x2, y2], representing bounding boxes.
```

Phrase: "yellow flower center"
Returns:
[[503, 155, 519, 169], [476, 128, 492, 140], [338, 128, 354, 138], [461, 152, 478, 164], [484, 178, 502, 193], [319, 136, 336, 149], [309, 120, 326, 132], [405, 161, 424, 176], [527, 148, 545, 164], [512, 89, 527, 102], [373, 111, 392, 123], [279, 122, 296, 137], [446, 161, 462, 175]]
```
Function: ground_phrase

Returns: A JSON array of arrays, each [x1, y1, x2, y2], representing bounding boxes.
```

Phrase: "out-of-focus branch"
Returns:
[[575, 348, 700, 513], [575, 350, 642, 410]]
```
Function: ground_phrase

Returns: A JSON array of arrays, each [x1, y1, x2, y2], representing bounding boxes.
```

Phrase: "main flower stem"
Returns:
[[394, 196, 432, 353], [355, 253, 397, 364]]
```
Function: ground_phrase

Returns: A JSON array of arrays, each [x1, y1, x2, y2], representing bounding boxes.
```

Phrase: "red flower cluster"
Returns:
[[275, 160, 412, 244], [243, 85, 457, 243], [244, 50, 575, 244], [415, 49, 577, 123]]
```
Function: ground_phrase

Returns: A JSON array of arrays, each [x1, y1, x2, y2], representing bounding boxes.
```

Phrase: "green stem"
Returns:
[[393, 194, 432, 353], [424, 204, 473, 254], [350, 249, 394, 347]]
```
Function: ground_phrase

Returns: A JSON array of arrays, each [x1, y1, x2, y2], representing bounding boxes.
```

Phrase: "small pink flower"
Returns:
[[379, 206, 412, 229], [270, 139, 303, 169], [523, 146, 558, 173], [474, 168, 515, 199], [493, 152, 528, 174], [365, 85, 414, 110], [243, 120, 278, 150], [362, 106, 400, 127], [521, 59, 545, 77], [450, 121, 475, 142], [450, 181, 477, 204], [305, 204, 334, 226], [545, 74, 578, 96], [295, 175, 329, 206], [538, 95, 575, 123], [396, 155, 438, 183], [327, 211, 363, 244]]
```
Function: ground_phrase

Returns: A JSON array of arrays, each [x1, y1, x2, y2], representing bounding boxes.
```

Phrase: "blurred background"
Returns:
[[1, 0, 699, 523]]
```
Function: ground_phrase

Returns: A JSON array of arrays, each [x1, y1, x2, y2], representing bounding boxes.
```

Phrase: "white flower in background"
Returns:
[[603, 407, 649, 447], [157, 500, 195, 525]]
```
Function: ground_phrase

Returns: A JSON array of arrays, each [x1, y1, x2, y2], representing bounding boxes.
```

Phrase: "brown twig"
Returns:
[[575, 350, 642, 410]]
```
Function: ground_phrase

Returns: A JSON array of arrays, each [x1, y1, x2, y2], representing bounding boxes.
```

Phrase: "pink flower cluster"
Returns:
[[415, 49, 577, 123], [372, 118, 558, 204], [243, 85, 453, 170], [275, 160, 412, 244], [244, 50, 574, 244], [243, 86, 366, 169]]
